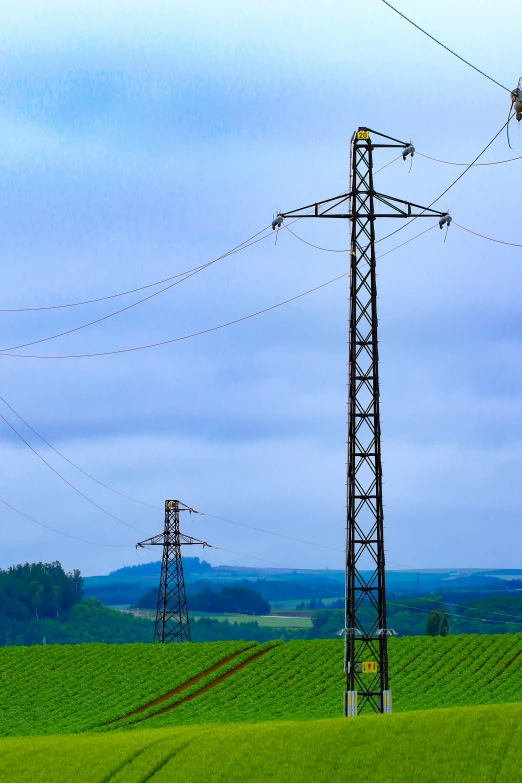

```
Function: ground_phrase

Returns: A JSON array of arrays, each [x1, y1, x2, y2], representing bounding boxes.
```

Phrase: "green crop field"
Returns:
[[0, 703, 521, 782], [0, 640, 256, 736], [1, 634, 521, 737], [132, 633, 522, 730]]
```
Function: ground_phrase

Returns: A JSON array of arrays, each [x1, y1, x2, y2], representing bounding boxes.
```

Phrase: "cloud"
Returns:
[[0, 0, 520, 574]]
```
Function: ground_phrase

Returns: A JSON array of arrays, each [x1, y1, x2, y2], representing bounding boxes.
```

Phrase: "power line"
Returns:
[[1, 217, 440, 360], [454, 222, 522, 249], [284, 222, 437, 257], [0, 272, 348, 360], [417, 152, 522, 167], [386, 599, 522, 627], [211, 546, 294, 569], [200, 512, 343, 554], [0, 495, 134, 548], [0, 394, 160, 511], [0, 263, 209, 314], [377, 114, 514, 245], [205, 545, 522, 626], [388, 589, 522, 624], [374, 154, 403, 174], [0, 229, 277, 354], [0, 269, 201, 354], [376, 224, 437, 258], [200, 511, 414, 570], [284, 226, 348, 253], [381, 0, 510, 93], [0, 225, 273, 314], [0, 412, 146, 534]]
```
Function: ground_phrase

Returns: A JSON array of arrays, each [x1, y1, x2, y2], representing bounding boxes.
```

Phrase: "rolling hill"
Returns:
[[0, 703, 521, 782]]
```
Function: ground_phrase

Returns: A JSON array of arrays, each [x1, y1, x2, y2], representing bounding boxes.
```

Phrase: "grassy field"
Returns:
[[1, 634, 522, 736], [0, 703, 521, 782], [119, 609, 313, 627], [191, 612, 312, 628]]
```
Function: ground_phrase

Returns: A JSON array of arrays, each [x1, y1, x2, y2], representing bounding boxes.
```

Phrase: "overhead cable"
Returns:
[[199, 512, 417, 570], [377, 114, 514, 245], [206, 545, 522, 625], [2, 218, 440, 360], [417, 152, 522, 167], [284, 222, 436, 257], [211, 546, 293, 569], [200, 512, 343, 554], [388, 589, 522, 624], [0, 495, 134, 547], [284, 226, 348, 253], [0, 412, 146, 534], [454, 222, 522, 248], [0, 263, 209, 314], [0, 272, 348, 359], [385, 599, 522, 627], [0, 225, 272, 314], [0, 394, 160, 510], [381, 0, 510, 93], [0, 228, 277, 353], [374, 154, 403, 175]]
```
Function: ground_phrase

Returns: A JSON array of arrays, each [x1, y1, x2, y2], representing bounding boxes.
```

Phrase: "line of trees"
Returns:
[[426, 608, 450, 636], [0, 562, 83, 623]]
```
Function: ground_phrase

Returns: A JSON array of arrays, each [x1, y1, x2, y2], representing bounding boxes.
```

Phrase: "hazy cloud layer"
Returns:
[[0, 0, 520, 574]]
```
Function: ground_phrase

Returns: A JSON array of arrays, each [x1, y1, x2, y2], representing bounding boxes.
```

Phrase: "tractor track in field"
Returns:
[[104, 646, 254, 726], [123, 646, 274, 727]]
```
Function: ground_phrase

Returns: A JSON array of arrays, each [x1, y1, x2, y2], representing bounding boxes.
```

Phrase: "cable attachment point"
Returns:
[[402, 144, 415, 160], [438, 213, 452, 230], [272, 214, 283, 230], [511, 78, 522, 120]]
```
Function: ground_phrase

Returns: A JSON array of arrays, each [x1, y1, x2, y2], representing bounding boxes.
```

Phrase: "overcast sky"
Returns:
[[0, 0, 520, 575]]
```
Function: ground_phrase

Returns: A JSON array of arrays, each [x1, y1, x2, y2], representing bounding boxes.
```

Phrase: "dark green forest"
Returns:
[[135, 584, 271, 615], [2, 561, 522, 647]]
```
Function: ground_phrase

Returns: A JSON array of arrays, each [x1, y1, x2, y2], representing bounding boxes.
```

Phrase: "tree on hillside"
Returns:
[[426, 609, 442, 636], [218, 586, 270, 615], [440, 611, 450, 636], [308, 609, 344, 638]]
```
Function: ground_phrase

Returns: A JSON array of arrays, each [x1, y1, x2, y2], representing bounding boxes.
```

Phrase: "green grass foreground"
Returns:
[[0, 703, 521, 782]]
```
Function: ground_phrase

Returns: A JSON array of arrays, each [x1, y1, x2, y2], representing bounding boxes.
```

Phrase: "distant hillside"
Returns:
[[108, 557, 211, 579]]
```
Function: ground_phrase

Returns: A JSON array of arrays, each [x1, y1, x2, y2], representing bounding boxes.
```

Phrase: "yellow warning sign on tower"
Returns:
[[357, 661, 378, 674], [356, 130, 370, 140]]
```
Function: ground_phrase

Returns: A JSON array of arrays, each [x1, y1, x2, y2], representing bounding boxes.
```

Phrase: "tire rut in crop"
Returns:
[[134, 647, 274, 726], [105, 646, 253, 727]]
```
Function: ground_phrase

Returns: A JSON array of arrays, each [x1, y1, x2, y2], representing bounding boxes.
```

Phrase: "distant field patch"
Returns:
[[190, 612, 313, 628]]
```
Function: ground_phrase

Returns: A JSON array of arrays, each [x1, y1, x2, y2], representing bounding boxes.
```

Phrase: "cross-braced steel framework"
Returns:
[[280, 127, 447, 714], [137, 500, 209, 643]]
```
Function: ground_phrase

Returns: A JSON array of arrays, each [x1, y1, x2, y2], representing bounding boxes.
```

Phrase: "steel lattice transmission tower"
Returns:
[[137, 500, 210, 643], [278, 127, 447, 715]]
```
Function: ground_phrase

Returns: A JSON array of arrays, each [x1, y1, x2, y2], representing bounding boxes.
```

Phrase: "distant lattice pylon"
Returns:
[[137, 500, 210, 642]]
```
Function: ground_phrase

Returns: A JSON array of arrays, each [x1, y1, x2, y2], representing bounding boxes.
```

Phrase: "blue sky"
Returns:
[[0, 0, 521, 575]]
